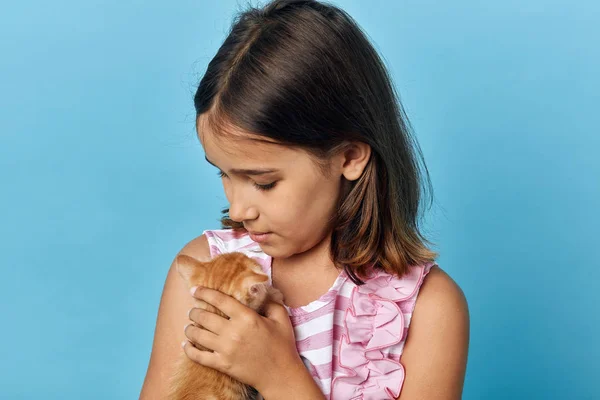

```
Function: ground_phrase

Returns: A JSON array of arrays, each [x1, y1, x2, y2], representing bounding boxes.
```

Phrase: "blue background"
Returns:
[[1, 1, 598, 398]]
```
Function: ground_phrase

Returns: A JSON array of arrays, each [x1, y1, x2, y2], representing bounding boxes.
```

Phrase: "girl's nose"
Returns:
[[228, 193, 259, 223]]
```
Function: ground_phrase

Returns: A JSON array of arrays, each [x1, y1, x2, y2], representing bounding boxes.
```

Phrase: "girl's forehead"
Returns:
[[200, 127, 301, 166], [196, 114, 308, 166]]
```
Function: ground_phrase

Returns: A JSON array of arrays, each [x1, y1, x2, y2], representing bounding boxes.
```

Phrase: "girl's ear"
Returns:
[[175, 254, 209, 286], [340, 141, 371, 181]]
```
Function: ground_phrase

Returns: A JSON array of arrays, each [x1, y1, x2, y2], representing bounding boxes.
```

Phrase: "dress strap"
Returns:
[[202, 228, 272, 276]]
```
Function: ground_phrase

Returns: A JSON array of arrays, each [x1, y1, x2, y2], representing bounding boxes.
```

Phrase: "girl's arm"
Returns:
[[139, 235, 325, 400], [397, 266, 470, 400], [139, 234, 210, 399]]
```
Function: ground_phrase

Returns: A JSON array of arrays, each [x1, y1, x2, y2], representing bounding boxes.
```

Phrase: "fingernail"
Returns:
[[190, 286, 198, 296]]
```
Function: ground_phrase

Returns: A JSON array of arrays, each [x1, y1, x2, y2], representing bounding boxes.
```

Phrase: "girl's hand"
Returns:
[[182, 286, 304, 393]]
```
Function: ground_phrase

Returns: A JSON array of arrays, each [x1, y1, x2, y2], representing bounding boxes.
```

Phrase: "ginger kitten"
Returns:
[[167, 252, 283, 400]]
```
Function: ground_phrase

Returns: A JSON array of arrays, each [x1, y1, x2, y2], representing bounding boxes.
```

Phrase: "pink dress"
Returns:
[[204, 229, 436, 400]]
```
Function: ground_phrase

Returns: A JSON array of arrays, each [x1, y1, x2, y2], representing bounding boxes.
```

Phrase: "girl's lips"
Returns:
[[249, 231, 271, 243]]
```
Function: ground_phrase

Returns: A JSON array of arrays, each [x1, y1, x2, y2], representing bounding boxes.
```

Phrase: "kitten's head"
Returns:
[[175, 252, 270, 311]]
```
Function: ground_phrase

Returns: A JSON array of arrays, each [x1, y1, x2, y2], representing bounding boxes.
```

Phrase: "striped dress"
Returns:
[[204, 229, 436, 400]]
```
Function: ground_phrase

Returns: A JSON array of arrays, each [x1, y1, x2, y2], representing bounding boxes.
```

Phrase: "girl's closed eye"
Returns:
[[217, 170, 277, 191], [253, 181, 277, 191]]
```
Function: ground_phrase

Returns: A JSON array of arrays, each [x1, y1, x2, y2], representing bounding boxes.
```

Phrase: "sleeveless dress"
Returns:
[[204, 229, 437, 400]]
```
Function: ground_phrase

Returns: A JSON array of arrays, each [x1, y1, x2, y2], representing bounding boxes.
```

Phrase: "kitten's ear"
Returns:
[[249, 281, 268, 298], [248, 281, 284, 303], [243, 280, 270, 311], [248, 282, 285, 315], [175, 254, 208, 286]]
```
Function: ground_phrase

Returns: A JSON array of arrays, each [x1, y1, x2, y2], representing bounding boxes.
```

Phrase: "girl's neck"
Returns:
[[273, 232, 336, 274], [270, 233, 341, 308]]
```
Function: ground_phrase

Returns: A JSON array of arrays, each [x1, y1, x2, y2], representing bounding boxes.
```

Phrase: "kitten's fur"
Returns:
[[167, 252, 284, 400]]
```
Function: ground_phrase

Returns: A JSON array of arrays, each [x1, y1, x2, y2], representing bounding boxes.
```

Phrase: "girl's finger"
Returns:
[[181, 340, 221, 369], [188, 308, 228, 334], [184, 324, 221, 352]]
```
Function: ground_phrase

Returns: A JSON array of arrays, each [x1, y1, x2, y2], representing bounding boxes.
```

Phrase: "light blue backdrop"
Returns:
[[1, 1, 597, 399]]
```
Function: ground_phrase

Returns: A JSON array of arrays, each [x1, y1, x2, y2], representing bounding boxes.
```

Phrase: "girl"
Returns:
[[140, 0, 469, 399]]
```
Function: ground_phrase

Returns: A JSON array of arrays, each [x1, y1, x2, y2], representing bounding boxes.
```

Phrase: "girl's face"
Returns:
[[199, 121, 343, 259]]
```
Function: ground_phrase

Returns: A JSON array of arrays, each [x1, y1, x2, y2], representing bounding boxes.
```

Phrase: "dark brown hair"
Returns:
[[194, 0, 438, 284]]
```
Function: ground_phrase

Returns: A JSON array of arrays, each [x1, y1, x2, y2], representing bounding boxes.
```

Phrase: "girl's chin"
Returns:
[[257, 243, 293, 259]]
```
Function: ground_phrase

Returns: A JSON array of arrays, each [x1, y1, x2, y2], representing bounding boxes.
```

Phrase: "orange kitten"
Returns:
[[167, 252, 284, 400]]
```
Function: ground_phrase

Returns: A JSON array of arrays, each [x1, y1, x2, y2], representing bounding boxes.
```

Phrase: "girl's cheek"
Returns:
[[222, 180, 231, 196]]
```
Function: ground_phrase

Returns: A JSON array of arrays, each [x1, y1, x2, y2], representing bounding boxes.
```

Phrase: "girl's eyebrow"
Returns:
[[204, 156, 279, 176]]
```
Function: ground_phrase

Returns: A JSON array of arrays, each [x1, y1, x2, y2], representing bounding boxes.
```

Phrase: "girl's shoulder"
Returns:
[[338, 261, 437, 323], [336, 263, 468, 399], [338, 261, 437, 347], [357, 261, 437, 302], [386, 265, 469, 399], [330, 261, 439, 399]]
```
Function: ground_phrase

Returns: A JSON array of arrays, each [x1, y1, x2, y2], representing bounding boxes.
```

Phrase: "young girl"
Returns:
[[140, 0, 469, 399]]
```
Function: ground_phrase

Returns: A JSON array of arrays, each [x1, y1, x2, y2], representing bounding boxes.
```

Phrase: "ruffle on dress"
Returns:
[[331, 262, 435, 400]]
